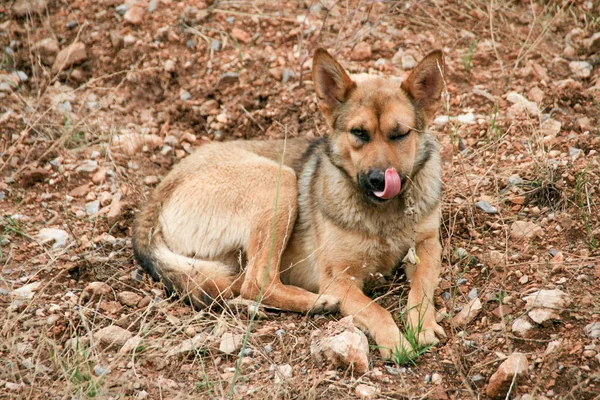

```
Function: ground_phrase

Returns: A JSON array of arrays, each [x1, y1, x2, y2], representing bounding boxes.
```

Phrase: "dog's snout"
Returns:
[[367, 169, 385, 191]]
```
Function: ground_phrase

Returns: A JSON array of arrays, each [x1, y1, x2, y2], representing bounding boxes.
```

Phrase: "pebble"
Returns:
[[402, 54, 417, 69], [486, 353, 529, 399], [351, 42, 372, 61], [124, 6, 144, 25], [540, 118, 561, 137], [147, 0, 158, 12], [468, 288, 478, 300], [476, 200, 498, 214], [76, 160, 99, 173], [511, 317, 534, 336], [523, 289, 571, 324], [506, 92, 539, 116], [510, 220, 543, 241], [12, 282, 42, 300], [117, 291, 142, 307], [86, 200, 100, 215], [94, 325, 133, 350], [274, 363, 293, 385], [218, 72, 239, 87], [37, 228, 69, 248], [115, 4, 128, 15], [310, 316, 370, 373], [569, 61, 593, 78], [584, 321, 600, 339], [53, 42, 87, 73], [210, 39, 221, 51], [231, 28, 251, 43], [355, 384, 378, 399], [431, 373, 442, 384], [452, 297, 482, 326], [219, 332, 244, 355], [93, 365, 108, 376], [569, 146, 583, 161], [471, 374, 486, 388]]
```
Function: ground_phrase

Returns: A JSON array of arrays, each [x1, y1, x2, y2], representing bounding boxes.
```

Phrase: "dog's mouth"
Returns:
[[358, 168, 405, 204]]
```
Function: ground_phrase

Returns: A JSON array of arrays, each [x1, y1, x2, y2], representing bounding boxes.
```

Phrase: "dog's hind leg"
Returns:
[[239, 166, 339, 314]]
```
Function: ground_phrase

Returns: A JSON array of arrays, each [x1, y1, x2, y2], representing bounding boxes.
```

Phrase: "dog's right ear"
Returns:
[[312, 48, 356, 122]]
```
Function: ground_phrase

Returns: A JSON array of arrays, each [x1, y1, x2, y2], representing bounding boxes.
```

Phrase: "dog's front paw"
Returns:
[[416, 320, 446, 347], [309, 294, 340, 314]]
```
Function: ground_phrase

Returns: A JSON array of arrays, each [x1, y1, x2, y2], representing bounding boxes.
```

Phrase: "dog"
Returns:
[[132, 47, 447, 358]]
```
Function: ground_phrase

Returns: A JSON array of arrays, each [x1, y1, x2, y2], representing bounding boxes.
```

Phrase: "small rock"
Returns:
[[351, 42, 372, 61], [431, 373, 442, 384], [53, 42, 87, 73], [569, 61, 593, 78], [310, 316, 370, 373], [147, 0, 158, 12], [476, 200, 497, 214], [80, 282, 112, 303], [180, 90, 191, 101], [452, 297, 482, 326], [584, 321, 600, 339], [76, 160, 98, 173], [117, 291, 142, 307], [93, 365, 108, 376], [401, 54, 418, 70], [486, 353, 529, 399], [540, 118, 561, 137], [12, 0, 48, 15], [199, 99, 219, 115], [120, 335, 142, 354], [231, 28, 251, 43], [107, 194, 122, 226], [585, 32, 600, 53], [506, 92, 539, 116], [519, 275, 529, 285], [545, 339, 562, 356], [468, 288, 478, 300], [569, 146, 583, 161], [219, 332, 244, 355], [92, 168, 107, 184], [511, 317, 534, 336], [12, 282, 42, 300], [86, 200, 100, 215], [218, 72, 239, 87], [124, 6, 144, 25], [510, 221, 543, 241], [274, 364, 293, 385], [486, 251, 505, 268], [355, 384, 379, 399], [34, 37, 59, 65], [528, 86, 544, 104], [115, 4, 128, 15], [164, 59, 175, 72], [94, 325, 133, 350], [144, 176, 160, 185], [471, 374, 486, 388], [523, 289, 571, 324], [37, 228, 69, 249]]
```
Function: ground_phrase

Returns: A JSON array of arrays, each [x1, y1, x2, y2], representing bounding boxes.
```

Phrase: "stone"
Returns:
[[69, 183, 90, 197], [486, 353, 529, 399], [12, 282, 42, 300], [431, 373, 442, 384], [231, 28, 251, 43], [124, 6, 144, 25], [107, 194, 122, 226], [586, 32, 600, 54], [540, 119, 561, 137], [528, 87, 545, 104], [355, 384, 379, 399], [523, 289, 571, 324], [452, 297, 482, 326], [199, 99, 219, 115], [218, 72, 239, 87], [166, 333, 210, 358], [351, 42, 372, 61], [476, 200, 497, 214], [53, 42, 87, 73], [569, 146, 583, 161], [117, 291, 141, 307], [544, 339, 562, 356], [310, 316, 370, 373], [76, 160, 98, 173], [37, 228, 69, 249], [34, 37, 59, 65], [401, 54, 418, 70], [569, 61, 593, 78], [510, 221, 543, 241], [94, 325, 132, 350], [164, 59, 175, 72], [506, 92, 539, 116], [486, 250, 505, 268], [274, 364, 293, 385], [219, 332, 244, 355], [511, 317, 534, 336], [80, 282, 112, 303], [584, 321, 600, 339], [12, 0, 47, 15], [92, 168, 107, 185], [86, 200, 100, 215]]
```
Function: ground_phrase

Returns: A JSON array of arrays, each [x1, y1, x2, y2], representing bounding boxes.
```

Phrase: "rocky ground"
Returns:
[[1, 0, 600, 399]]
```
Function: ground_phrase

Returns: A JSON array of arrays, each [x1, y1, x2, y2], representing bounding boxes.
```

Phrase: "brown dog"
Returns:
[[133, 48, 447, 358]]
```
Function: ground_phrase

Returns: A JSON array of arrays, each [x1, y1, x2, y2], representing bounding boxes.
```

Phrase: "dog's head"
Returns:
[[312, 47, 445, 204]]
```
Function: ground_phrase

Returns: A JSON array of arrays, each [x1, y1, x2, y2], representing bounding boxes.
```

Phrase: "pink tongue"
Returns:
[[373, 168, 401, 199]]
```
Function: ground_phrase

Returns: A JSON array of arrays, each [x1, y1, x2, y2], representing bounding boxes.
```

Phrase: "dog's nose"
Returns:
[[368, 169, 385, 191]]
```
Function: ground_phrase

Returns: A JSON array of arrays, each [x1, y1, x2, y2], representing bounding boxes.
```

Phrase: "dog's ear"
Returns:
[[312, 48, 356, 121], [401, 50, 445, 124]]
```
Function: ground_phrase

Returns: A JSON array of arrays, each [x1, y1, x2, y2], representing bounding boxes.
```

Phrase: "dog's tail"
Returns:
[[132, 198, 237, 309]]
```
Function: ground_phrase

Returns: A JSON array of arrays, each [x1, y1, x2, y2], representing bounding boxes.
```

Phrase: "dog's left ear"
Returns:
[[312, 48, 356, 122], [401, 50, 446, 125]]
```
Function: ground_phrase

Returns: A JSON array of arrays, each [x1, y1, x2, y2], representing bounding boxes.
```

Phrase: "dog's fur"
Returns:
[[133, 48, 447, 358]]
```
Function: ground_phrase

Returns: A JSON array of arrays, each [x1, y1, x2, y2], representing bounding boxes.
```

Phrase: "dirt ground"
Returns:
[[1, 0, 600, 399]]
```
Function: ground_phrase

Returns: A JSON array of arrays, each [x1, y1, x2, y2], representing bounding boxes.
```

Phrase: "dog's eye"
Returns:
[[350, 128, 370, 142], [389, 129, 411, 141]]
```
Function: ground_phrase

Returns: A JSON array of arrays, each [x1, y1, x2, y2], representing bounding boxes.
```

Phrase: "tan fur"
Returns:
[[133, 48, 447, 358]]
